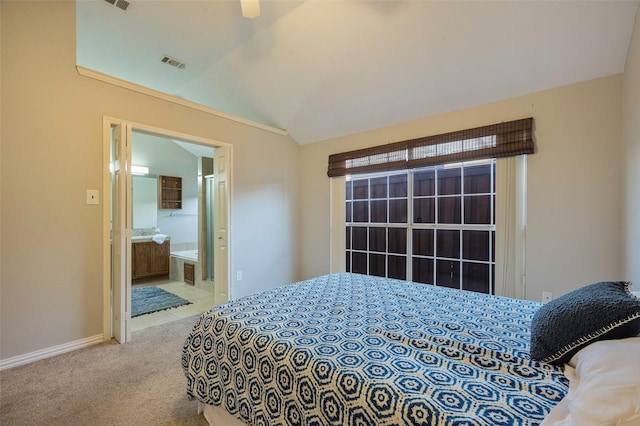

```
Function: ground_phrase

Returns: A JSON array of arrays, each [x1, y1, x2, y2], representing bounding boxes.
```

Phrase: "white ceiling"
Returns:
[[77, 0, 639, 145]]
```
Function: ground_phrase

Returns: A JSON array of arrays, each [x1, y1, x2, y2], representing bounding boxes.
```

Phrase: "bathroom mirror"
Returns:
[[132, 175, 158, 229]]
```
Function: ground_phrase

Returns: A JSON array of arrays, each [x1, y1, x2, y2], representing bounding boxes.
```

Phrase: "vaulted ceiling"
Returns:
[[76, 0, 639, 145]]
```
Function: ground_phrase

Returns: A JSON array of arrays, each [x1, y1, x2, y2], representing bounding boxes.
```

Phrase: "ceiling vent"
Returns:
[[161, 55, 187, 70], [104, 0, 131, 11]]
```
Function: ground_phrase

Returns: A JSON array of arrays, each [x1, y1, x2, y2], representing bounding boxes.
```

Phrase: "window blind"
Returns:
[[327, 118, 534, 177]]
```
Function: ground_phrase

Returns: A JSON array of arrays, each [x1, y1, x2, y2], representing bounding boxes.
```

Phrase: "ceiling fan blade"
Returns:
[[241, 0, 260, 19]]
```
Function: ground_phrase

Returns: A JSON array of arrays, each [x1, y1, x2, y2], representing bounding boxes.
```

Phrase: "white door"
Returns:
[[214, 145, 230, 304], [110, 122, 132, 343], [106, 119, 232, 342]]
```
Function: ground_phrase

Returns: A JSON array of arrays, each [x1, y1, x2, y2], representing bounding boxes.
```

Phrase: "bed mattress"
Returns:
[[182, 273, 567, 425]]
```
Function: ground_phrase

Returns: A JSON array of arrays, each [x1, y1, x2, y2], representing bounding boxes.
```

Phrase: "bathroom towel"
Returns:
[[152, 234, 167, 244]]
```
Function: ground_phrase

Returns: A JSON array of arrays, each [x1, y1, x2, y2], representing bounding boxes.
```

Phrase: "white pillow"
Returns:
[[541, 337, 640, 425]]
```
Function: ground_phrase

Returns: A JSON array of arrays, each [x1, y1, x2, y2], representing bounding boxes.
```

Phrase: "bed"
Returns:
[[181, 273, 640, 425]]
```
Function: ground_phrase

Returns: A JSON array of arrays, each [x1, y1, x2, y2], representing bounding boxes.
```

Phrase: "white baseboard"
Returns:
[[0, 334, 105, 371]]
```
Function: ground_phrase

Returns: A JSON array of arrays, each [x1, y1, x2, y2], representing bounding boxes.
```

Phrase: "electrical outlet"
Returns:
[[542, 291, 553, 302], [237, 271, 243, 281]]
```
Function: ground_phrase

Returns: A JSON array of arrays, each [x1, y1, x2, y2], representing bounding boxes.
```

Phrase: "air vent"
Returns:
[[104, 0, 131, 11], [161, 55, 187, 70]]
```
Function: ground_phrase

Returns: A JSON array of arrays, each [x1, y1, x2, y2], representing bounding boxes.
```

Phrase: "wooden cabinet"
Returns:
[[132, 241, 170, 281], [184, 263, 195, 285], [159, 175, 182, 209]]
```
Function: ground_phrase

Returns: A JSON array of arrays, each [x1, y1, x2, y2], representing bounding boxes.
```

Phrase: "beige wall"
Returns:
[[0, 2, 300, 360], [1, 0, 635, 364], [300, 75, 623, 302], [623, 9, 640, 289]]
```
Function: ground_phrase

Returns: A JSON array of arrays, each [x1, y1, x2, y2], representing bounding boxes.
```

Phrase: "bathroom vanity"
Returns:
[[132, 238, 170, 281]]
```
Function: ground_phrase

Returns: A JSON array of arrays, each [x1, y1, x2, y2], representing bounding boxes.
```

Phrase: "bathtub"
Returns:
[[171, 249, 198, 262], [170, 249, 198, 284]]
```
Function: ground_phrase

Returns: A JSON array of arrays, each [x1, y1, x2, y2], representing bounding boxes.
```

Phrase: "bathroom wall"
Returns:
[[132, 132, 201, 249]]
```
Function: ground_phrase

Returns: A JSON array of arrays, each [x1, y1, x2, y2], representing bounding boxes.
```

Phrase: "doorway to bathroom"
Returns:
[[105, 118, 232, 343]]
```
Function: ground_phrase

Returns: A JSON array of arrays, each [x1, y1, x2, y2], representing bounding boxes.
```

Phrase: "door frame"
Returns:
[[102, 117, 233, 342]]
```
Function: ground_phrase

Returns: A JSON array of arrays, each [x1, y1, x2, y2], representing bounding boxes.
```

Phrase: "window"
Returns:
[[345, 160, 496, 294], [332, 118, 531, 298]]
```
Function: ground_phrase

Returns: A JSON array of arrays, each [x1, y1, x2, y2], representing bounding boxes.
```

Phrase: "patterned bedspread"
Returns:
[[182, 273, 568, 425]]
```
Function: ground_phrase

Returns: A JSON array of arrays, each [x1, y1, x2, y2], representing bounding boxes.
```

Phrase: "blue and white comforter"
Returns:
[[182, 273, 567, 425]]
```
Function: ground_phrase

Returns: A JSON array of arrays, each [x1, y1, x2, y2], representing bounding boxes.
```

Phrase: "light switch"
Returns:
[[86, 189, 99, 205]]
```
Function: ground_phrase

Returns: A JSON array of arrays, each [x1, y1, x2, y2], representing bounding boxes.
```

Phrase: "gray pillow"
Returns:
[[530, 281, 640, 365]]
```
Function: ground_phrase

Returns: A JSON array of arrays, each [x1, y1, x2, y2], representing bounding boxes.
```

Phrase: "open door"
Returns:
[[105, 118, 232, 342], [214, 145, 230, 304], [109, 121, 132, 343]]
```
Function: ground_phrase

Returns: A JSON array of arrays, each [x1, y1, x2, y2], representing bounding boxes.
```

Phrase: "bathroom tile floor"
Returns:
[[131, 280, 215, 332]]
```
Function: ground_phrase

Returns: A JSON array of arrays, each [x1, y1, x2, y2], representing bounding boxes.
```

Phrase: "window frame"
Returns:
[[332, 156, 527, 298], [344, 160, 496, 293]]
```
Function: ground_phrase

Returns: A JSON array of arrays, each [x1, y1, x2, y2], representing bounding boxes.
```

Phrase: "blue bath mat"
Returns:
[[131, 287, 192, 317]]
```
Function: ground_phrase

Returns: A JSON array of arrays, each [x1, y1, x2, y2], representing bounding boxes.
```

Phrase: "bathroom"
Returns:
[[131, 130, 216, 294]]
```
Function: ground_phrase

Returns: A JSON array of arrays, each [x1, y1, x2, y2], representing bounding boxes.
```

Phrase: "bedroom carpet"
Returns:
[[0, 315, 208, 426], [132, 286, 193, 318]]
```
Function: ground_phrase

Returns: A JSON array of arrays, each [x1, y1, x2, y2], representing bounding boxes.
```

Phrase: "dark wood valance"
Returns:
[[328, 118, 534, 177]]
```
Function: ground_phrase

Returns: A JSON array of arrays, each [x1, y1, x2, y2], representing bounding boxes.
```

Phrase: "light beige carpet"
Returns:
[[0, 315, 209, 426]]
